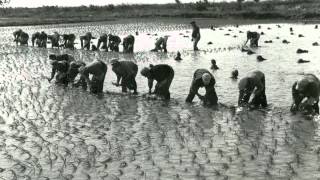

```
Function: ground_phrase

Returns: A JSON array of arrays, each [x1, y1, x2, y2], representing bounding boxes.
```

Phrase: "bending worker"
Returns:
[[79, 60, 108, 94], [290, 74, 320, 114], [141, 64, 174, 100], [186, 69, 218, 106], [123, 35, 135, 53], [238, 70, 267, 108], [111, 59, 138, 94], [151, 36, 168, 53], [244, 31, 260, 48]]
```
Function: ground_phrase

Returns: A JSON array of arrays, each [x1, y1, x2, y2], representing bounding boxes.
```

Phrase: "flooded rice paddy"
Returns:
[[0, 20, 320, 180]]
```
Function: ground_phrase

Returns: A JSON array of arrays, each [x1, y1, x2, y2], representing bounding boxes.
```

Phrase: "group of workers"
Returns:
[[14, 21, 320, 115], [12, 21, 202, 52], [13, 29, 136, 52], [48, 51, 320, 116]]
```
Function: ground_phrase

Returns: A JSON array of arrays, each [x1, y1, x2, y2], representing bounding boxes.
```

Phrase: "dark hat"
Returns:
[[190, 21, 196, 24], [49, 54, 57, 60], [110, 58, 119, 65]]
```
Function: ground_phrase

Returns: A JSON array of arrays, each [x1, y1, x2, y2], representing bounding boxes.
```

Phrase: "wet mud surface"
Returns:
[[0, 22, 320, 179]]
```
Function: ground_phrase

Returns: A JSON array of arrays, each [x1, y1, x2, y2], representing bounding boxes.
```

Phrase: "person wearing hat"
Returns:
[[111, 59, 138, 94], [191, 21, 201, 51], [123, 35, 135, 53], [244, 31, 260, 48], [185, 69, 218, 106], [238, 70, 267, 108], [108, 34, 122, 52], [151, 36, 169, 53], [80, 32, 95, 50], [78, 60, 108, 94], [141, 64, 174, 100], [97, 33, 109, 51], [290, 74, 320, 114]]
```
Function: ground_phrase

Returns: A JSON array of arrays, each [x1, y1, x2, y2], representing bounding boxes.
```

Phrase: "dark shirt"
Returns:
[[109, 35, 121, 43], [149, 64, 174, 82], [123, 35, 134, 44], [112, 61, 138, 78], [192, 26, 200, 39], [55, 54, 75, 63], [247, 31, 259, 39]]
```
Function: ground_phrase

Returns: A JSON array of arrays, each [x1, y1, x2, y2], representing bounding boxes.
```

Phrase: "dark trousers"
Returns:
[[154, 73, 174, 100], [121, 75, 137, 93], [90, 73, 106, 94], [204, 87, 218, 106], [250, 90, 268, 108], [55, 72, 68, 86]]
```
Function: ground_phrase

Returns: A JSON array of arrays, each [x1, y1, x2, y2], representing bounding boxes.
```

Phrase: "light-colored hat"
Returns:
[[202, 73, 211, 85]]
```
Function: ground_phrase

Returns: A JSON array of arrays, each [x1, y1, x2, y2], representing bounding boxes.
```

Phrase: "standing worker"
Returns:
[[191, 21, 201, 51]]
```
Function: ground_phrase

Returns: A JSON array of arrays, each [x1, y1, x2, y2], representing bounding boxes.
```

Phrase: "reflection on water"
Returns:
[[0, 22, 320, 179]]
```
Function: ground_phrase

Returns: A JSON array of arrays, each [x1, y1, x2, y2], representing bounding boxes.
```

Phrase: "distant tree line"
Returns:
[[0, 0, 10, 5]]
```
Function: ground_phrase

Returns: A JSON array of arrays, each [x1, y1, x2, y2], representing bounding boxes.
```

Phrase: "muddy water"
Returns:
[[0, 21, 320, 180]]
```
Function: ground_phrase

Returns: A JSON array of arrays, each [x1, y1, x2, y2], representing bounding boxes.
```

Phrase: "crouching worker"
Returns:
[[67, 61, 87, 89], [141, 64, 174, 100], [111, 59, 138, 94], [79, 61, 108, 94], [123, 35, 135, 53], [108, 34, 121, 52], [80, 32, 95, 50], [151, 36, 168, 53], [244, 31, 260, 48], [290, 74, 320, 115], [48, 60, 70, 86], [238, 70, 267, 109], [97, 33, 108, 51], [186, 69, 218, 106]]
